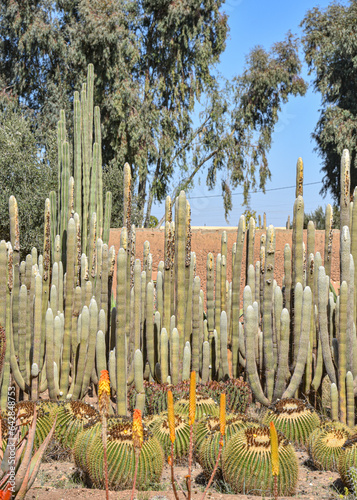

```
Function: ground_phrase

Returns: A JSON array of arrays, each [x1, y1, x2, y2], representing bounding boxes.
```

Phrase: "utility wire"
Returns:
[[186, 181, 321, 200]]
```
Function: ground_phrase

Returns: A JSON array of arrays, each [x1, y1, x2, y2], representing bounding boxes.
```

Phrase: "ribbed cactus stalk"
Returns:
[[291, 195, 304, 365], [263, 225, 276, 400], [295, 157, 304, 198], [282, 286, 312, 399], [339, 281, 348, 423], [340, 149, 351, 235], [231, 215, 245, 378]]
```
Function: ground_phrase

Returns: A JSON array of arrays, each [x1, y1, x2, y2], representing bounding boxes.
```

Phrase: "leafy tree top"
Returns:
[[301, 0, 357, 201]]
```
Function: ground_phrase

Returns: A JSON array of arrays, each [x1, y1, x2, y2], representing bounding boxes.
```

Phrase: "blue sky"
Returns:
[[151, 0, 345, 227]]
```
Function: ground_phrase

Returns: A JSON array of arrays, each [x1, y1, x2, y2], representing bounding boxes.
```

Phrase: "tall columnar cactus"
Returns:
[[295, 157, 303, 198], [230, 215, 245, 378], [174, 192, 187, 375]]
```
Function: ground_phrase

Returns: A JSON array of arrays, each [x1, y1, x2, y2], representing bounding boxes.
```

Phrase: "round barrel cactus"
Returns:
[[262, 398, 320, 446], [338, 434, 357, 489], [150, 412, 190, 459], [74, 415, 128, 474], [174, 395, 219, 420], [15, 400, 58, 450], [308, 421, 352, 471], [197, 414, 259, 477], [86, 418, 164, 490], [222, 424, 299, 496], [55, 401, 100, 449]]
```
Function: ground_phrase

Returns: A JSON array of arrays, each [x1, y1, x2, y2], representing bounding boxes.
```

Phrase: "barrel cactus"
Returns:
[[222, 424, 299, 496], [55, 401, 100, 449], [15, 400, 58, 450], [74, 415, 127, 474], [86, 418, 164, 489], [150, 411, 190, 460], [338, 434, 357, 489], [197, 414, 259, 477], [174, 395, 219, 420], [308, 421, 352, 471], [200, 379, 252, 414], [262, 398, 320, 446]]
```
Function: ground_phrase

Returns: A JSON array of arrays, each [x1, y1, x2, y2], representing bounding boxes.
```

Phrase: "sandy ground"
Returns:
[[25, 449, 343, 500]]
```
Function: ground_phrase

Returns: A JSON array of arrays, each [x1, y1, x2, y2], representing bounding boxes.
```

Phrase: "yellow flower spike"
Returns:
[[220, 393, 226, 437], [98, 369, 110, 417], [167, 390, 176, 444], [270, 421, 279, 477], [132, 409, 144, 449], [188, 371, 196, 426]]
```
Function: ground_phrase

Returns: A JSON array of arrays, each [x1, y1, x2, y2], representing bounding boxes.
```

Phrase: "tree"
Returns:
[[301, 1, 357, 202], [0, 2, 307, 226], [0, 0, 228, 225], [170, 32, 307, 222], [304, 205, 340, 230], [0, 95, 57, 256]]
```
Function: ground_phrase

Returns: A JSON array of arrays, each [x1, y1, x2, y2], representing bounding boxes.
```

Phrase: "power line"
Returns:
[[186, 181, 321, 200]]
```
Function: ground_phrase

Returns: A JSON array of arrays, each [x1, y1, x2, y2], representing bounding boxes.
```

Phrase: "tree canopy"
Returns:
[[301, 0, 357, 202], [0, 0, 307, 228], [0, 95, 56, 256]]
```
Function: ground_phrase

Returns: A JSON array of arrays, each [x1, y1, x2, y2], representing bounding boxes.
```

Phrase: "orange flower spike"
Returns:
[[269, 421, 279, 476], [98, 370, 110, 399], [167, 390, 176, 444], [188, 371, 196, 426], [98, 369, 110, 416], [219, 393, 226, 437], [132, 409, 144, 449]]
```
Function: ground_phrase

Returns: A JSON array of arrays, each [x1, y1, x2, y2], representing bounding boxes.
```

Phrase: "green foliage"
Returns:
[[0, 98, 56, 256], [203, 32, 307, 219], [0, 2, 308, 224], [301, 2, 357, 201], [304, 205, 340, 230]]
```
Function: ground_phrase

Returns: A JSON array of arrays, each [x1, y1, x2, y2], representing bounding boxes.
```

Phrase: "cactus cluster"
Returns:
[[1, 62, 357, 498]]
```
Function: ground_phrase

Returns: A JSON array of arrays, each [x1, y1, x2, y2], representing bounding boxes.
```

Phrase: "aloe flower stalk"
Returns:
[[201, 393, 226, 500], [270, 421, 279, 500], [131, 409, 143, 500], [98, 369, 110, 500]]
